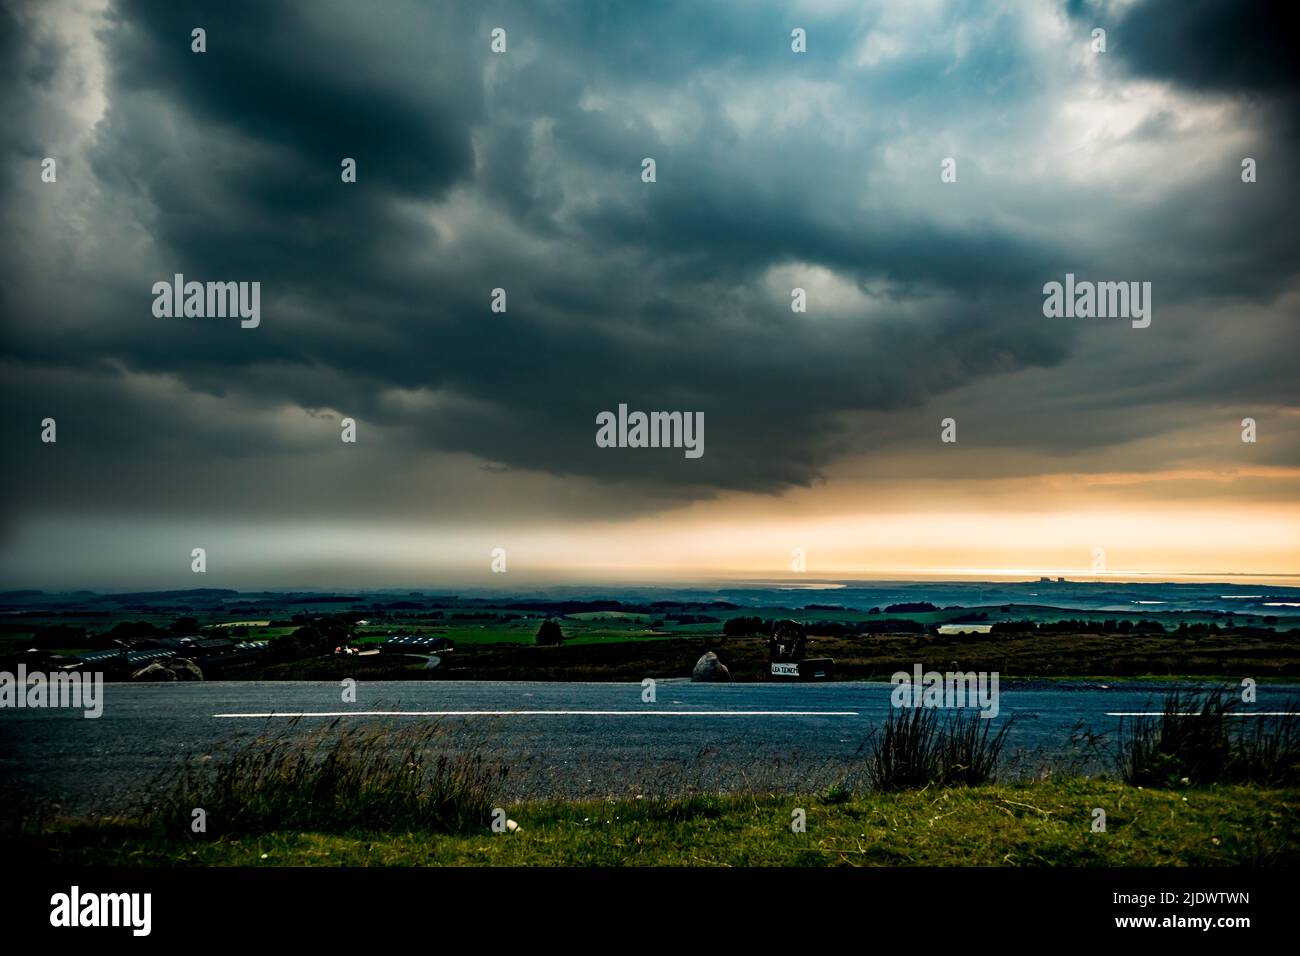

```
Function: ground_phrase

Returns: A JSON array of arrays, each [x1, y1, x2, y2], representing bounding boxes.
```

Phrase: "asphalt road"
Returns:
[[2, 679, 1295, 816]]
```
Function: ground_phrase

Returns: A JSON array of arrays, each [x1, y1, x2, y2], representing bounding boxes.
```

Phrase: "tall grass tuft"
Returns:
[[868, 707, 1014, 791], [1119, 687, 1300, 787], [156, 721, 507, 835], [1234, 705, 1300, 786]]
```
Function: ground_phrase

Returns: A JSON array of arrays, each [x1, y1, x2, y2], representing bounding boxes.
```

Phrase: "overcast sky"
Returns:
[[2, 0, 1297, 589]]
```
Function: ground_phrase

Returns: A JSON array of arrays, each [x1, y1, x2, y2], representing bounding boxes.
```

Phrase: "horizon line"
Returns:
[[7, 574, 1300, 596]]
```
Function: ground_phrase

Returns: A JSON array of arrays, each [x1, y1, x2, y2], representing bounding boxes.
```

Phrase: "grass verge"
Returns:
[[14, 780, 1297, 867]]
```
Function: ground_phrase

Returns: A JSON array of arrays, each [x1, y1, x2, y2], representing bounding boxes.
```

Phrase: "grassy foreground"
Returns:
[[22, 780, 1298, 866]]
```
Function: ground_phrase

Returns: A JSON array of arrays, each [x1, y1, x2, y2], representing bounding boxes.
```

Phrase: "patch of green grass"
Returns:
[[441, 628, 537, 645], [565, 629, 670, 644], [565, 611, 649, 622], [1120, 687, 1300, 787], [251, 626, 297, 639], [353, 625, 536, 645], [21, 781, 1297, 867]]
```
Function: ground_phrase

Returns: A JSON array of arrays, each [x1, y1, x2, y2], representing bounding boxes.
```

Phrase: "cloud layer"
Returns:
[[2, 0, 1296, 583]]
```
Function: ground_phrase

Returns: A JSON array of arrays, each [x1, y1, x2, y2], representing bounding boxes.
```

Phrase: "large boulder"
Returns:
[[132, 658, 204, 681], [691, 651, 731, 682]]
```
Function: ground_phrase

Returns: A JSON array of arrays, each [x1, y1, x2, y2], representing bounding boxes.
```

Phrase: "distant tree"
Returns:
[[31, 624, 87, 650], [169, 616, 200, 636], [536, 619, 564, 646], [107, 620, 163, 641], [723, 616, 766, 637], [269, 615, 353, 662]]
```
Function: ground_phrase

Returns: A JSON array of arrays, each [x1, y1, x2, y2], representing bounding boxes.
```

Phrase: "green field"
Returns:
[[22, 780, 1297, 867], [353, 620, 679, 647]]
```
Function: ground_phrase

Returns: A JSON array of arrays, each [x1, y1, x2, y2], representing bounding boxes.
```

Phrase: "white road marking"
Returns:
[[214, 709, 861, 718], [1105, 712, 1299, 717]]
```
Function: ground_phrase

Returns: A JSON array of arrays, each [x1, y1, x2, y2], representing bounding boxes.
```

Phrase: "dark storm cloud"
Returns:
[[109, 1, 482, 197], [1095, 0, 1300, 102], [1061, 0, 1300, 311], [2, 0, 1297, 528], [88, 0, 482, 292]]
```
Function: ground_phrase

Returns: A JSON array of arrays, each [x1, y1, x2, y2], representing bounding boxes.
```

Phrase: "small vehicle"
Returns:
[[767, 619, 835, 681]]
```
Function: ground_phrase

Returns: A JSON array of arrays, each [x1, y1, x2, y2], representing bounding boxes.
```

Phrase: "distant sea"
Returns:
[[505, 580, 1300, 618]]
